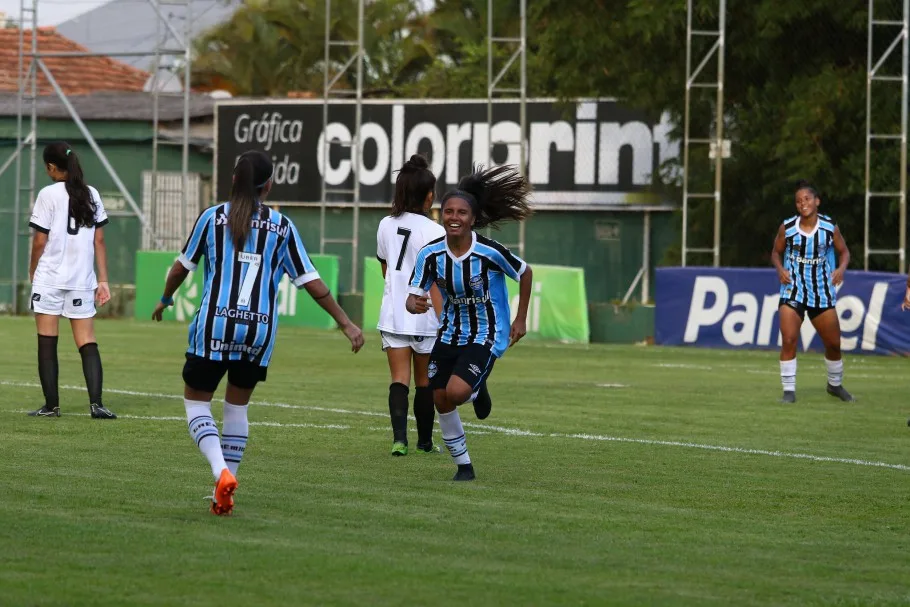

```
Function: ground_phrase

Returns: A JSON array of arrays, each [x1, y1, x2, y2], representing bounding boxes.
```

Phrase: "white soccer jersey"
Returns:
[[29, 182, 108, 290], [376, 212, 445, 336]]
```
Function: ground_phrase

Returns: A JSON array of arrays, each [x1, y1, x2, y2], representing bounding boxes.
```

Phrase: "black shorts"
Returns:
[[779, 299, 835, 321], [428, 342, 497, 392], [182, 353, 268, 393]]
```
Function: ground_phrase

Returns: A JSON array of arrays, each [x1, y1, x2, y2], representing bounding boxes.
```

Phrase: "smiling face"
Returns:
[[795, 187, 819, 218], [442, 197, 474, 238]]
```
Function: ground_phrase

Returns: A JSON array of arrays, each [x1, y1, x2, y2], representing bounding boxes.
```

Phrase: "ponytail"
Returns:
[[228, 150, 274, 250], [43, 141, 95, 228], [391, 154, 436, 217], [442, 164, 533, 229]]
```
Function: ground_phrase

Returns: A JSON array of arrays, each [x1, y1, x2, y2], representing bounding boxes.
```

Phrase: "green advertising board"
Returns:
[[361, 257, 589, 343], [135, 251, 340, 329]]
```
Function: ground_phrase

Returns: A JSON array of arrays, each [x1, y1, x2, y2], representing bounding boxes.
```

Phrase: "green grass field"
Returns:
[[2, 315, 910, 606]]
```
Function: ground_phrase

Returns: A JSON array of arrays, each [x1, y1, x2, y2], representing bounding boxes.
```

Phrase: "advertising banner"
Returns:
[[655, 267, 910, 355], [362, 258, 590, 344], [135, 251, 340, 330], [215, 99, 678, 210]]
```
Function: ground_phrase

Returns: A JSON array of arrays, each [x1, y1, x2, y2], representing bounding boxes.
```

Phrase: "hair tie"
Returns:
[[65, 149, 72, 156]]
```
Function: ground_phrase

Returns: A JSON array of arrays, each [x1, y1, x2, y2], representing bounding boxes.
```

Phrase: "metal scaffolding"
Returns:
[[864, 0, 909, 273], [320, 0, 365, 293], [6, 0, 192, 313], [486, 0, 527, 258], [681, 0, 727, 267]]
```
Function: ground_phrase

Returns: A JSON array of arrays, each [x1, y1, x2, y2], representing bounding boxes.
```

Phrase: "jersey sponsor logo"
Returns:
[[451, 293, 491, 306], [249, 219, 289, 238], [72, 298, 83, 307], [792, 256, 824, 265], [215, 306, 270, 324], [209, 339, 262, 357], [428, 361, 438, 378]]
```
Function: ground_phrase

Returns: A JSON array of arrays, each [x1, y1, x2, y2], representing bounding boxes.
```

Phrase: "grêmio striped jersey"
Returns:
[[178, 203, 319, 366], [779, 214, 838, 308], [408, 232, 526, 358]]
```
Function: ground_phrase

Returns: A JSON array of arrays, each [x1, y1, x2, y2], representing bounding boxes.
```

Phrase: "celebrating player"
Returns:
[[771, 180, 854, 403], [152, 150, 364, 516], [27, 142, 116, 419], [406, 164, 533, 481], [376, 155, 446, 456]]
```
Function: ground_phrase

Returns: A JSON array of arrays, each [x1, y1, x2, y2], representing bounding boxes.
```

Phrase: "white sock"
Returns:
[[438, 409, 471, 465], [826, 358, 844, 387], [185, 399, 228, 480], [780, 359, 796, 393], [221, 402, 249, 476]]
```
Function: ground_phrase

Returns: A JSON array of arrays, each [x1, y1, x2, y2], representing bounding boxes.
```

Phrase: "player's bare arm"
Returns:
[[770, 224, 790, 285], [831, 225, 850, 286], [152, 261, 190, 321]]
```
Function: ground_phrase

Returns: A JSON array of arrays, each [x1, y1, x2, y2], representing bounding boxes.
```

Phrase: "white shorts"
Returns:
[[30, 287, 96, 319], [380, 331, 435, 355]]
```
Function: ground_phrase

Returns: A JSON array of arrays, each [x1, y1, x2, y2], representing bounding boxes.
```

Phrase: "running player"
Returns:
[[376, 155, 445, 456], [406, 164, 533, 481], [771, 180, 854, 403], [27, 141, 116, 419], [152, 150, 364, 516]]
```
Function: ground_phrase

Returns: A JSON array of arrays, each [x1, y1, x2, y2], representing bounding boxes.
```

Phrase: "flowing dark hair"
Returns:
[[229, 150, 273, 250], [391, 154, 436, 217], [43, 141, 95, 228], [442, 164, 533, 229]]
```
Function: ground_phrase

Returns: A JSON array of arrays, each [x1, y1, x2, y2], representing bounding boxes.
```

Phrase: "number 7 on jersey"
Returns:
[[395, 227, 411, 271], [237, 252, 262, 307]]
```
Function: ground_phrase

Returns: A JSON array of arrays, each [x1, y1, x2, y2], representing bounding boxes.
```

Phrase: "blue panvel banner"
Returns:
[[655, 267, 910, 356]]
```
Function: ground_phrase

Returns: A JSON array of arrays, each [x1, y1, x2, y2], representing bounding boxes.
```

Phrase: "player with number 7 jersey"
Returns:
[[152, 150, 364, 517]]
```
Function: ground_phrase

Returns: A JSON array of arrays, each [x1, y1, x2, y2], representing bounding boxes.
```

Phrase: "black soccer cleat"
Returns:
[[780, 391, 796, 404], [472, 382, 492, 420], [28, 404, 60, 417], [826, 384, 855, 403], [90, 404, 117, 419], [453, 463, 475, 481]]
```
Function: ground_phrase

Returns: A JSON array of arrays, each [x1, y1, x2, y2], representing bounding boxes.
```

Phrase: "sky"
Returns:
[[0, 0, 437, 28], [0, 0, 110, 27]]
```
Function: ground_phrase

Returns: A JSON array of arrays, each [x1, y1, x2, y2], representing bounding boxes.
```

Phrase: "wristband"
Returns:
[[161, 295, 174, 306]]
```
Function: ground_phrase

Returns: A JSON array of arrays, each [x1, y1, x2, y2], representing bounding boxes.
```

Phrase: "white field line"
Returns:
[[2, 380, 908, 472]]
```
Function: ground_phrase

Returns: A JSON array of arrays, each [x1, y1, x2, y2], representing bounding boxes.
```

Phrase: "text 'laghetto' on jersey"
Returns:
[[178, 203, 319, 366], [408, 232, 526, 358]]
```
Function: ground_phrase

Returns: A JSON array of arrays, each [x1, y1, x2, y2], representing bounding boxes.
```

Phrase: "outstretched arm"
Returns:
[[304, 279, 364, 353], [831, 225, 850, 286], [152, 261, 190, 321], [509, 265, 533, 347], [770, 224, 790, 285]]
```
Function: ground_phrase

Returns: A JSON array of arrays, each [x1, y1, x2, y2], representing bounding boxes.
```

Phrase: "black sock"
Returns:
[[79, 342, 103, 405], [388, 382, 409, 444], [37, 335, 59, 408], [414, 386, 435, 446]]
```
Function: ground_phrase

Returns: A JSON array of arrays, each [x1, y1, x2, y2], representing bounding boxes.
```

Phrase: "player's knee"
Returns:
[[780, 332, 799, 351], [434, 389, 454, 413], [446, 385, 470, 408]]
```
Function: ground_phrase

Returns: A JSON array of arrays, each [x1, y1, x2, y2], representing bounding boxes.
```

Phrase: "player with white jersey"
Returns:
[[27, 142, 116, 420], [376, 155, 445, 456], [152, 150, 364, 516]]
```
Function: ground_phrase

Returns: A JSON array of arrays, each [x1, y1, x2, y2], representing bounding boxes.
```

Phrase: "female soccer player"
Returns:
[[771, 180, 854, 403], [152, 150, 364, 516], [406, 164, 533, 481], [27, 141, 116, 420], [376, 155, 445, 456]]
